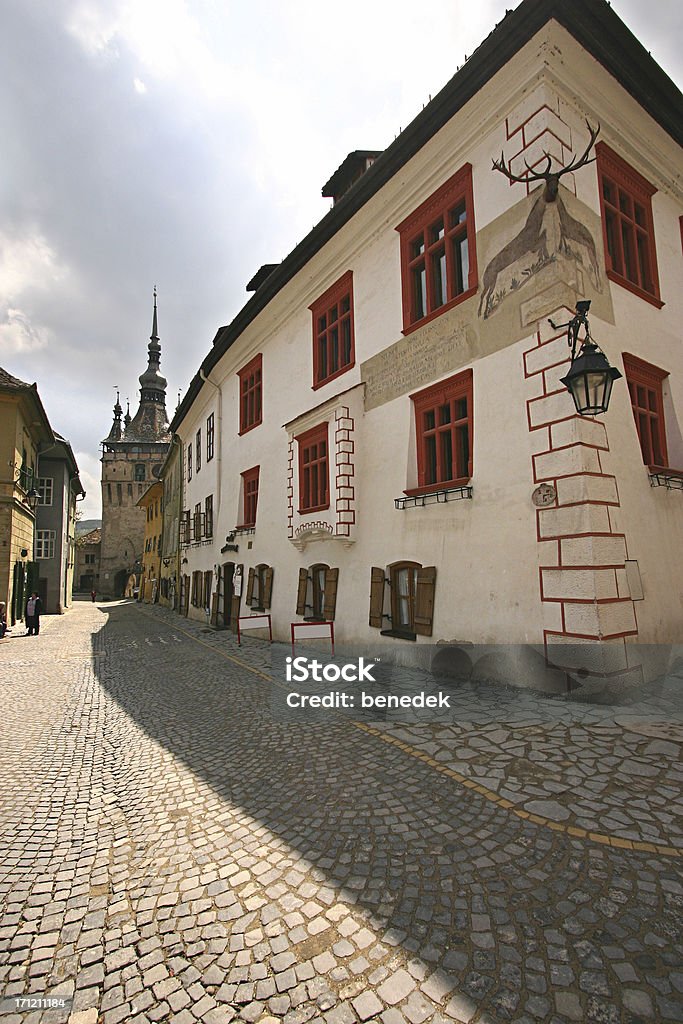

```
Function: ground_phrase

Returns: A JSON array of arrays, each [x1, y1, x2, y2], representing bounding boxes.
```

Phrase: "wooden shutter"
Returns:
[[323, 568, 339, 621], [296, 568, 308, 616], [414, 566, 437, 636], [263, 566, 274, 609], [246, 567, 255, 605], [369, 567, 386, 629]]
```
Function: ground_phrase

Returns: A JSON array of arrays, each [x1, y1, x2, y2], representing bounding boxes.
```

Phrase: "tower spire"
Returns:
[[151, 285, 159, 343]]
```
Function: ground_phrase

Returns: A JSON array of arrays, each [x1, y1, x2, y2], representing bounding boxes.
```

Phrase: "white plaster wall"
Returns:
[[175, 18, 683, 646]]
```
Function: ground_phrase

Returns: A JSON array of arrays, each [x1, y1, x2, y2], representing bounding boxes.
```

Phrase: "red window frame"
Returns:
[[408, 368, 473, 495], [196, 428, 201, 472], [187, 444, 192, 482], [622, 354, 669, 469], [238, 354, 262, 434], [396, 163, 477, 334], [596, 143, 662, 308], [240, 466, 260, 528], [297, 423, 329, 513], [309, 271, 355, 389]]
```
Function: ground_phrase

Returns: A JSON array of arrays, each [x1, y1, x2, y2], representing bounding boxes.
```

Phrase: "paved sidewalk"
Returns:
[[0, 600, 681, 1024]]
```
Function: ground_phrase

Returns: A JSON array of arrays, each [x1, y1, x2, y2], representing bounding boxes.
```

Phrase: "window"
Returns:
[[180, 510, 190, 545], [187, 444, 192, 482], [207, 413, 215, 461], [194, 502, 203, 541], [36, 530, 56, 559], [409, 369, 473, 493], [623, 354, 669, 468], [196, 429, 201, 473], [238, 354, 263, 434], [369, 562, 436, 638], [396, 163, 477, 332], [297, 423, 329, 513], [310, 271, 355, 388], [246, 563, 273, 610], [296, 564, 339, 621], [203, 570, 213, 611], [37, 478, 53, 506], [135, 463, 146, 481], [205, 494, 214, 539], [596, 143, 661, 306], [240, 467, 259, 528]]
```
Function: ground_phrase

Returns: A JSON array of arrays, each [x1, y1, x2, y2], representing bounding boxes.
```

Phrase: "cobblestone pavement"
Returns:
[[1, 600, 682, 1024]]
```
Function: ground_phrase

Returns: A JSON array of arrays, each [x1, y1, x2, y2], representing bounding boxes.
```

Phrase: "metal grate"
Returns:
[[394, 486, 473, 510]]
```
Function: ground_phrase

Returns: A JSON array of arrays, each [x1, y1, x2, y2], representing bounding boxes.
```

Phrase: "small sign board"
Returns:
[[290, 620, 335, 656], [237, 613, 272, 646]]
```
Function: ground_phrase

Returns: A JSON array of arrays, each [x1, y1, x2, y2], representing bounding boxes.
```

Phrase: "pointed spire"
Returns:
[[105, 387, 123, 442], [124, 400, 131, 429], [150, 285, 159, 343]]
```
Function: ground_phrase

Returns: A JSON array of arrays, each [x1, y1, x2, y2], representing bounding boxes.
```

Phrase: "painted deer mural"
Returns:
[[478, 121, 601, 318]]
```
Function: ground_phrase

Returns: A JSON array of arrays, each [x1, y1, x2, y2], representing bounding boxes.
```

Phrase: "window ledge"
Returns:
[[606, 269, 664, 309], [395, 485, 473, 509], [234, 525, 256, 535], [648, 466, 683, 490], [380, 629, 417, 641], [401, 285, 477, 336]]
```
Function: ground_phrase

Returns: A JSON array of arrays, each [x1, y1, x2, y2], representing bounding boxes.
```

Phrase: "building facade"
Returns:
[[0, 368, 53, 625], [171, 0, 683, 689], [158, 438, 182, 609], [74, 527, 101, 594], [137, 480, 163, 602], [34, 434, 85, 613], [99, 292, 171, 598]]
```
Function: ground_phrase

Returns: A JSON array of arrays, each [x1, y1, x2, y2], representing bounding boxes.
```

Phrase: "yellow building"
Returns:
[[137, 480, 163, 602], [0, 368, 54, 624]]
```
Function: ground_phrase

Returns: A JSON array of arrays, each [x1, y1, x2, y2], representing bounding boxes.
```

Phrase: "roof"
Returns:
[[171, 0, 683, 433], [78, 528, 101, 546], [0, 365, 54, 444], [246, 264, 280, 292], [43, 433, 86, 496], [321, 150, 383, 199], [0, 366, 30, 390]]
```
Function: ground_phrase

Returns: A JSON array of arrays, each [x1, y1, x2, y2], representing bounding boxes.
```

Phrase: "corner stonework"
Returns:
[[524, 310, 639, 678]]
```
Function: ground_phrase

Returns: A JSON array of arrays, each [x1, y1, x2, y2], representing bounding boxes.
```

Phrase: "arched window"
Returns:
[[135, 463, 146, 482]]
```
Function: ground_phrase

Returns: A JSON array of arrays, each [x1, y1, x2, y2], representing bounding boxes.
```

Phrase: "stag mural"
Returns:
[[478, 122, 601, 319]]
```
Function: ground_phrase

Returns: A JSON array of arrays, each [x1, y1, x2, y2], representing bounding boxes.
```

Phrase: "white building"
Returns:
[[171, 0, 683, 690]]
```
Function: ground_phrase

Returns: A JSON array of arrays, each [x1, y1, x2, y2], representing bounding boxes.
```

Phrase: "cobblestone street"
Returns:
[[1, 599, 682, 1024]]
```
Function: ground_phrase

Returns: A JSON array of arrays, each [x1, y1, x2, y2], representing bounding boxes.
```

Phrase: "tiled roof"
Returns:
[[0, 366, 31, 390]]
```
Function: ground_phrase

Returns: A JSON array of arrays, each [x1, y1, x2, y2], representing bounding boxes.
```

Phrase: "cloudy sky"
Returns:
[[1, 0, 681, 519]]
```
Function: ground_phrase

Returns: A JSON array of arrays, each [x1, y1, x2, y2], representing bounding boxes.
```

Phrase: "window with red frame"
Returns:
[[409, 369, 473, 493], [310, 271, 354, 388], [396, 164, 477, 332], [297, 423, 329, 513], [623, 354, 669, 468], [240, 466, 259, 528], [596, 143, 661, 305], [238, 354, 262, 434]]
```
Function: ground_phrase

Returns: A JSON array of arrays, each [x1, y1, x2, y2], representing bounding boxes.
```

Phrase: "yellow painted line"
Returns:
[[137, 608, 682, 859]]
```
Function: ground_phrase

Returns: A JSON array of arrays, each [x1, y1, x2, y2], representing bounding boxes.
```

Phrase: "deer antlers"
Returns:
[[492, 120, 600, 185]]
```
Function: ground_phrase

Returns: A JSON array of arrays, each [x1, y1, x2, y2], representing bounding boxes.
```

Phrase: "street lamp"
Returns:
[[551, 301, 622, 416], [26, 487, 39, 512]]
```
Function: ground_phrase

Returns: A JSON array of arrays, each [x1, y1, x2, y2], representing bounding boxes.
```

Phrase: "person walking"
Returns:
[[0, 601, 7, 639], [25, 592, 42, 636], [90, 589, 97, 603]]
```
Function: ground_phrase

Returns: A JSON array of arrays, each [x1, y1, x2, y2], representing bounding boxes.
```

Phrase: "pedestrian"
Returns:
[[25, 591, 42, 636], [91, 589, 97, 603], [0, 601, 7, 639]]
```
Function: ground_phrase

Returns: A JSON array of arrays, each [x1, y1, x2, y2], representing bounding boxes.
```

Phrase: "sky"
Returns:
[[1, 0, 681, 519]]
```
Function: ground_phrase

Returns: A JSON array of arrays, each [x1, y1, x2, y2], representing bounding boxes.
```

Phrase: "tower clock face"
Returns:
[[531, 483, 556, 507]]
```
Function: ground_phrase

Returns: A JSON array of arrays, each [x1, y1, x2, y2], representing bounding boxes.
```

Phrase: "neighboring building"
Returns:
[[137, 480, 163, 602], [171, 0, 683, 689], [99, 291, 171, 598], [75, 528, 101, 594], [0, 368, 53, 625], [159, 438, 182, 610], [34, 434, 86, 613]]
